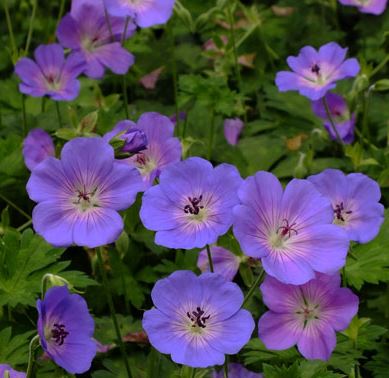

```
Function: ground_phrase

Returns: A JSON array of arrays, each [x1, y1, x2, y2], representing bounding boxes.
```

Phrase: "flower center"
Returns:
[[45, 73, 61, 91], [296, 299, 320, 328], [277, 218, 298, 238], [72, 185, 99, 212], [135, 152, 157, 176], [311, 64, 321, 75], [51, 323, 69, 346], [186, 306, 210, 329], [81, 34, 101, 52], [333, 202, 352, 224], [269, 219, 298, 249], [184, 195, 204, 215]]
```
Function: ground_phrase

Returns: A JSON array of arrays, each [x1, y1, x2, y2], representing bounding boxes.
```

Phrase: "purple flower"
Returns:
[[213, 363, 263, 378], [0, 365, 26, 378], [233, 171, 349, 285], [311, 93, 356, 144], [142, 270, 254, 368], [308, 169, 384, 243], [258, 273, 359, 360], [275, 42, 360, 100], [105, 125, 148, 154], [338, 0, 387, 15], [169, 111, 187, 126], [105, 0, 175, 28], [57, 0, 135, 79], [26, 137, 143, 248], [224, 118, 244, 146], [140, 157, 242, 249], [37, 286, 96, 374], [197, 246, 240, 281], [15, 44, 85, 101], [23, 128, 55, 171], [104, 113, 182, 188]]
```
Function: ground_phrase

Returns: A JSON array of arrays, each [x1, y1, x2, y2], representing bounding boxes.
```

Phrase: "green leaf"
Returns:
[[0, 327, 35, 365], [263, 361, 300, 378]]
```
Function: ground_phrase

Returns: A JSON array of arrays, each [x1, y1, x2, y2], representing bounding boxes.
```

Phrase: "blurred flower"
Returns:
[[139, 67, 164, 89], [57, 0, 135, 79], [37, 286, 96, 374], [142, 270, 254, 368], [308, 169, 384, 243], [275, 42, 360, 100], [169, 112, 187, 126], [233, 171, 349, 285], [27, 137, 143, 247], [338, 0, 387, 15], [23, 128, 55, 171], [15, 44, 85, 101], [311, 93, 355, 144], [105, 0, 175, 28], [197, 246, 240, 281], [104, 113, 181, 188], [224, 118, 244, 145], [258, 273, 358, 360], [213, 363, 263, 378], [0, 365, 26, 378], [140, 157, 242, 249]]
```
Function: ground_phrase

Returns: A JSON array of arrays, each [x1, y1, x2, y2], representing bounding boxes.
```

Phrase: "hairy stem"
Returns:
[[26, 335, 40, 378], [243, 269, 264, 306], [0, 193, 31, 220], [322, 96, 343, 145], [206, 244, 214, 273], [25, 0, 38, 55]]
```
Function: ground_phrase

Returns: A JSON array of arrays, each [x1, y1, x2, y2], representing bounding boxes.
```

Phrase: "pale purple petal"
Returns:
[[23, 128, 55, 171]]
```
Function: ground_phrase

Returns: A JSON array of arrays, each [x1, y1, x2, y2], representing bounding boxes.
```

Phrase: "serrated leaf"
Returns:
[[0, 327, 35, 365]]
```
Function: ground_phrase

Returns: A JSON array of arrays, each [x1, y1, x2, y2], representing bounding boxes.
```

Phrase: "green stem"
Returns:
[[54, 0, 66, 37], [96, 247, 132, 378], [55, 101, 62, 128], [25, 0, 38, 55], [206, 244, 214, 273], [322, 97, 343, 145], [26, 335, 40, 378], [371, 55, 389, 77], [3, 1, 17, 62], [243, 269, 264, 306], [361, 88, 372, 141], [190, 367, 196, 378], [104, 6, 114, 42], [0, 193, 31, 220], [17, 219, 33, 232], [169, 23, 180, 136], [120, 18, 130, 119], [224, 356, 229, 378], [207, 110, 216, 160], [22, 94, 27, 136]]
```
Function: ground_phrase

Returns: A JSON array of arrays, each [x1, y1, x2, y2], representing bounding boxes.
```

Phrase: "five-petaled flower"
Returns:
[[36, 286, 97, 374], [275, 42, 360, 100], [258, 273, 359, 360], [233, 171, 349, 284], [0, 364, 26, 378], [142, 270, 255, 367], [338, 0, 387, 15]]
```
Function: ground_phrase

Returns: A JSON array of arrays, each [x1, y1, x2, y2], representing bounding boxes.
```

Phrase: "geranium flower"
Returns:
[[213, 363, 263, 378], [258, 273, 359, 360], [224, 118, 244, 146], [36, 286, 96, 374], [104, 113, 181, 188], [0, 365, 26, 378], [142, 270, 254, 368], [233, 171, 349, 285], [15, 44, 85, 101], [338, 0, 387, 15], [105, 0, 175, 28], [27, 137, 143, 248], [197, 246, 240, 281], [275, 42, 360, 100], [308, 169, 384, 243], [311, 93, 355, 144], [23, 129, 55, 171], [57, 0, 135, 79], [140, 157, 242, 249]]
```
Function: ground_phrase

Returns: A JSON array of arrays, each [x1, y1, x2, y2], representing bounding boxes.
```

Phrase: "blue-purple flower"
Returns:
[[57, 0, 135, 79], [15, 44, 85, 101], [338, 0, 387, 15], [258, 273, 359, 360], [213, 363, 263, 378], [233, 171, 349, 285], [105, 0, 175, 28], [37, 286, 96, 374], [27, 137, 143, 248], [0, 365, 26, 378], [224, 118, 244, 146], [104, 113, 181, 187], [311, 93, 355, 144], [197, 246, 240, 281], [105, 124, 148, 154], [275, 42, 360, 100], [142, 270, 254, 368], [23, 128, 55, 171], [140, 157, 242, 249], [308, 169, 384, 243]]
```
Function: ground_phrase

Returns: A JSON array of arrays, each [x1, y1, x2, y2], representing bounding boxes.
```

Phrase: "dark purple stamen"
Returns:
[[311, 64, 321, 75], [186, 306, 210, 328], [277, 218, 298, 238], [334, 202, 352, 221], [51, 323, 69, 346], [184, 195, 204, 215], [136, 152, 147, 166]]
